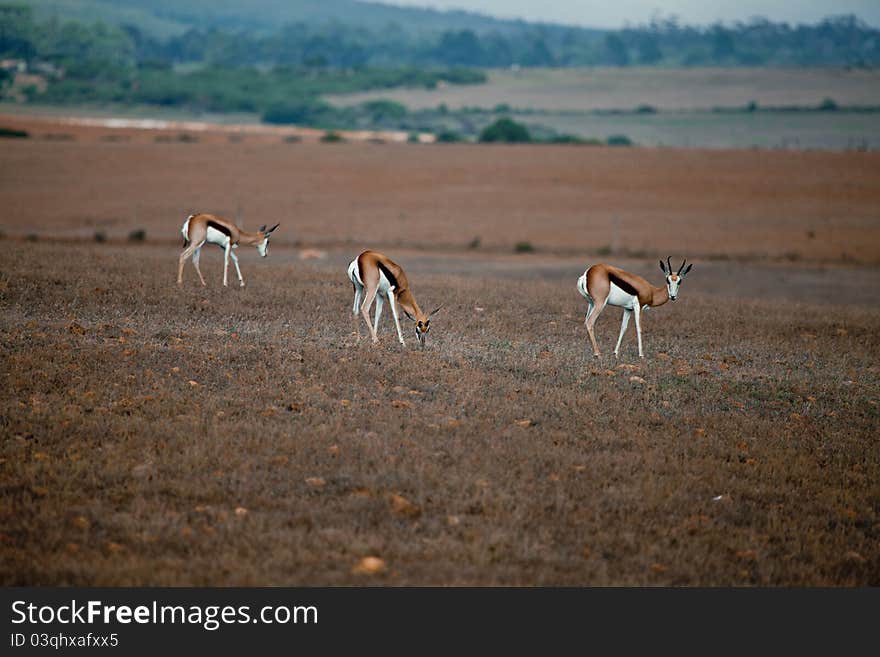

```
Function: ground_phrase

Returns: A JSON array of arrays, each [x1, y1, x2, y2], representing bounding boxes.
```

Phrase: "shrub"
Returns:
[[546, 134, 587, 144], [606, 134, 633, 146], [436, 130, 462, 143], [468, 236, 481, 249], [361, 99, 407, 121], [479, 118, 531, 143], [263, 99, 332, 125], [0, 127, 29, 139], [128, 229, 146, 242], [94, 231, 107, 243], [320, 131, 345, 143], [635, 104, 657, 114], [514, 241, 535, 253], [818, 97, 838, 111]]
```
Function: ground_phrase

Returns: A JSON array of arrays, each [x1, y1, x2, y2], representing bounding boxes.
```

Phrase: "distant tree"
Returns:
[[635, 34, 662, 64], [478, 118, 531, 143], [436, 29, 484, 66], [711, 25, 736, 61], [602, 33, 630, 66], [0, 4, 36, 59]]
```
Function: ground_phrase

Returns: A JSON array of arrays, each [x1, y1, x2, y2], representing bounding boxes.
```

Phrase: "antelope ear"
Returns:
[[258, 224, 267, 232], [659, 260, 668, 274], [403, 310, 415, 321], [681, 263, 693, 277], [267, 223, 280, 234], [429, 304, 444, 317]]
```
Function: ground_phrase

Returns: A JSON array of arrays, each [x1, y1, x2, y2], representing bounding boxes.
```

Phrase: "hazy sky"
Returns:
[[378, 1, 880, 28]]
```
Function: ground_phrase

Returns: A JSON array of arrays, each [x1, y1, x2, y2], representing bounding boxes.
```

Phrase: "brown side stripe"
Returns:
[[609, 273, 639, 296]]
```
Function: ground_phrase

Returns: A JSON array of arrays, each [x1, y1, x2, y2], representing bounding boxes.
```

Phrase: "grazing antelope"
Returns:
[[177, 213, 279, 288], [577, 257, 693, 359], [347, 250, 442, 347]]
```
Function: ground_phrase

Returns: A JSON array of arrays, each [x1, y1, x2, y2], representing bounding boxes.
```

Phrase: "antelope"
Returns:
[[347, 250, 442, 347], [177, 213, 279, 288], [577, 257, 693, 359]]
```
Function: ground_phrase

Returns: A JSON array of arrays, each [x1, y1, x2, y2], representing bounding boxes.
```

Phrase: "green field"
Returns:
[[329, 68, 880, 112], [513, 109, 880, 149], [328, 67, 880, 149]]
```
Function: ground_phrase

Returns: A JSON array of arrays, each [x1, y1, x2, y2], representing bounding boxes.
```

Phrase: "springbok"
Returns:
[[577, 257, 692, 359], [347, 250, 442, 347], [177, 213, 279, 288]]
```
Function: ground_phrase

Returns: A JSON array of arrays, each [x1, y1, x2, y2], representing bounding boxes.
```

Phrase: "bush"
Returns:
[[479, 118, 531, 143], [436, 130, 462, 143], [546, 134, 588, 144], [263, 99, 333, 125], [514, 241, 535, 253], [606, 134, 633, 146], [818, 97, 838, 111], [320, 131, 345, 143], [128, 229, 146, 242], [0, 127, 29, 139], [94, 231, 107, 243], [361, 99, 407, 121]]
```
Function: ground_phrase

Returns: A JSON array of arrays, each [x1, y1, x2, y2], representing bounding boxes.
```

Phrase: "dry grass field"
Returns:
[[1, 124, 879, 586]]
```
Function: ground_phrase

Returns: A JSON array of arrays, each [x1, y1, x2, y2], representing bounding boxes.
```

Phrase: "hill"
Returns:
[[25, 0, 603, 39]]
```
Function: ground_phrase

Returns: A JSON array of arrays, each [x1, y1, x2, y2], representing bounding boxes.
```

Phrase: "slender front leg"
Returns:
[[229, 250, 244, 287], [387, 291, 406, 346], [222, 245, 231, 287], [614, 308, 632, 358], [633, 303, 644, 358], [373, 294, 384, 335]]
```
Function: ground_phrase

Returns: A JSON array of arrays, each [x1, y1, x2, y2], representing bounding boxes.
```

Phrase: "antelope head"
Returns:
[[659, 256, 693, 302], [256, 223, 280, 257], [405, 305, 443, 347]]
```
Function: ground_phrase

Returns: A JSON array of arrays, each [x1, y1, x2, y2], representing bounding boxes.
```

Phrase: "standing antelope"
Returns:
[[577, 257, 693, 359], [347, 250, 442, 347], [177, 213, 279, 288]]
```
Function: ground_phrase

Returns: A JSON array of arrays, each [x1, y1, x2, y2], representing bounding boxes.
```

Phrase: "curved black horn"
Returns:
[[429, 304, 444, 317], [678, 258, 686, 275], [666, 256, 673, 275], [268, 223, 280, 233]]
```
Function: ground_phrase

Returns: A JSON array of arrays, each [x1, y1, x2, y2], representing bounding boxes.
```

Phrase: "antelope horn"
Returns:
[[678, 258, 686, 275], [666, 256, 673, 274]]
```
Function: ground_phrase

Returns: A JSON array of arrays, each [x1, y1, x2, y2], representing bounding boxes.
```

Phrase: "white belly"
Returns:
[[206, 226, 231, 246], [607, 282, 638, 309]]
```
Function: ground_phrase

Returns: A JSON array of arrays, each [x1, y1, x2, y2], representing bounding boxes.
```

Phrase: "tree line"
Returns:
[[3, 4, 879, 75]]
